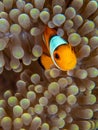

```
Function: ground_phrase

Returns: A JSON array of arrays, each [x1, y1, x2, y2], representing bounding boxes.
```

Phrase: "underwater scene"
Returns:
[[0, 0, 98, 130]]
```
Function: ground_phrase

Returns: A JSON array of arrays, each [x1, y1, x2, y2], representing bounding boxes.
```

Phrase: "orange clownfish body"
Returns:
[[40, 26, 77, 71]]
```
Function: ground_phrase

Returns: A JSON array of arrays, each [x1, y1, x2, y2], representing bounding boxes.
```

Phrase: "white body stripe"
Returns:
[[49, 35, 67, 69]]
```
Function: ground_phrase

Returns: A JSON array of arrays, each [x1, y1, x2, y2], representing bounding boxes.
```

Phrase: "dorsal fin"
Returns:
[[43, 26, 57, 49]]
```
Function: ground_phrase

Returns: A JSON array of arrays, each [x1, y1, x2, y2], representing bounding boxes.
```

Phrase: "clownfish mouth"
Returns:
[[66, 60, 77, 70], [67, 60, 74, 66], [57, 57, 77, 71]]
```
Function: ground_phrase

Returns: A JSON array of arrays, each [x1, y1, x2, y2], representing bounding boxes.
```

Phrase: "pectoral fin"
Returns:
[[39, 53, 54, 69]]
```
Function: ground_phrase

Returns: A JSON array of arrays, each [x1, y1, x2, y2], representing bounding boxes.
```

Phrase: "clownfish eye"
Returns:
[[54, 53, 60, 60]]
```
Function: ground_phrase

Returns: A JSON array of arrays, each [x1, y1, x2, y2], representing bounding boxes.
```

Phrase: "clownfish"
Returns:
[[39, 26, 77, 71]]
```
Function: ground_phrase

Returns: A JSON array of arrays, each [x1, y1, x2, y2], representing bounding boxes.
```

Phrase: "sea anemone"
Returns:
[[0, 0, 98, 130]]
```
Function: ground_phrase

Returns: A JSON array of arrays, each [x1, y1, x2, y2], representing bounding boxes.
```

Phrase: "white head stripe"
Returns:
[[49, 35, 67, 69]]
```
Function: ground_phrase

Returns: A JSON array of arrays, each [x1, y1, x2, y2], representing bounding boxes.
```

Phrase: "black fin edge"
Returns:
[[38, 57, 45, 70]]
